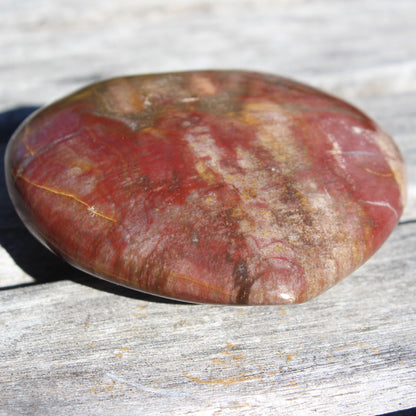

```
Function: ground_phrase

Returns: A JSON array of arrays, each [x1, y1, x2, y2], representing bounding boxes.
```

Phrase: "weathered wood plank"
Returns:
[[1, 0, 415, 414]]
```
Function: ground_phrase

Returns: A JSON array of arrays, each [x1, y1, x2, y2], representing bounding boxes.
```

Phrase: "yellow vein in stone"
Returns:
[[363, 167, 394, 177], [18, 175, 118, 223], [170, 272, 232, 299], [22, 129, 35, 155]]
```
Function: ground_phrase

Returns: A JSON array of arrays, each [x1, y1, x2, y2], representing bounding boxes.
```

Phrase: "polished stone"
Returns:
[[5, 71, 406, 304]]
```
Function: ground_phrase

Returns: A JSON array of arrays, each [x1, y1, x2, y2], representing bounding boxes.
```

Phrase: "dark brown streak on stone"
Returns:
[[280, 176, 314, 228], [127, 253, 170, 294], [233, 258, 253, 305], [168, 172, 182, 194]]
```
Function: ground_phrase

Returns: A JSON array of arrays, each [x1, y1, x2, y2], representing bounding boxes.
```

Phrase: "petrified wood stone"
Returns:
[[5, 71, 406, 304]]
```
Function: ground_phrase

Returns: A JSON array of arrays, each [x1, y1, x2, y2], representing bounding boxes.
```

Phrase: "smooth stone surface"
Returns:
[[5, 70, 406, 305]]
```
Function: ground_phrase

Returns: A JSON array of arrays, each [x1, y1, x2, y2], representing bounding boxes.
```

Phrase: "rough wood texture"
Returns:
[[0, 0, 415, 415]]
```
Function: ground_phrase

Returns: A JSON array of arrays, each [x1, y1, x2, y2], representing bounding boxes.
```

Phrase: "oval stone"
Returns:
[[5, 71, 406, 304]]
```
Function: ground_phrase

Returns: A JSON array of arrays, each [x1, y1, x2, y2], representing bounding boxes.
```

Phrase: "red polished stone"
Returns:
[[5, 71, 406, 304]]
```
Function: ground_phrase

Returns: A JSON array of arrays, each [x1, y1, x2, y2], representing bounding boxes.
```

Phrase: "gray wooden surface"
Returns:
[[1, 1, 415, 415]]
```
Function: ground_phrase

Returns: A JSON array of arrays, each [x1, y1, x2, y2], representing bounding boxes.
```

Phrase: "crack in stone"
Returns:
[[17, 174, 118, 223]]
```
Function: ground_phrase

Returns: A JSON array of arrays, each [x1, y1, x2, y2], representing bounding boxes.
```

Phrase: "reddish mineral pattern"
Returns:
[[5, 71, 406, 304]]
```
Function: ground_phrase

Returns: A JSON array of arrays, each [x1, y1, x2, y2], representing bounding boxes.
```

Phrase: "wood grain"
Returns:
[[1, 0, 415, 414]]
